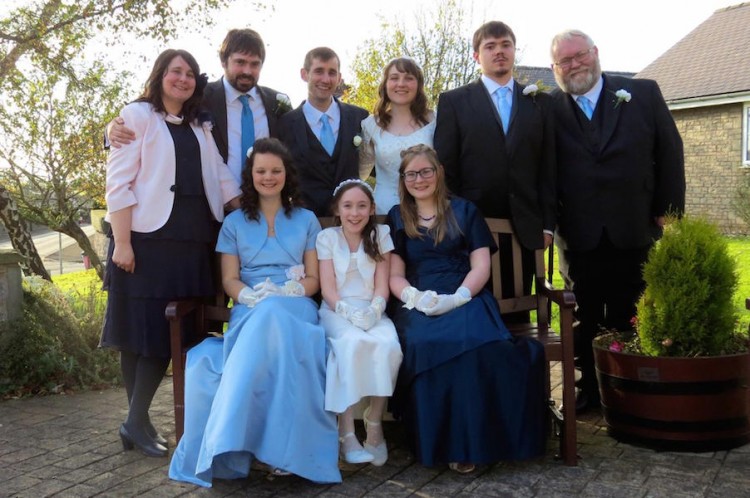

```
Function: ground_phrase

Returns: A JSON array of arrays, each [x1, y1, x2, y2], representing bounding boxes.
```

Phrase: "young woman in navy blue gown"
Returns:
[[387, 144, 547, 473]]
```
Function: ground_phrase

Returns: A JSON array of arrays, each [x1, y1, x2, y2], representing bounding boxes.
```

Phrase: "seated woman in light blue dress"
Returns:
[[359, 57, 435, 215], [169, 138, 341, 487]]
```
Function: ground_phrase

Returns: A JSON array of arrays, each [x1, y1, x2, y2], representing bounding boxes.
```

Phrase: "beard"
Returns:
[[555, 57, 601, 95], [228, 73, 257, 93]]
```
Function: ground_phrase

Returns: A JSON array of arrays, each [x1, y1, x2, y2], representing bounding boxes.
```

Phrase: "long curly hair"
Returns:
[[239, 138, 301, 221], [374, 57, 430, 129], [136, 49, 206, 122], [398, 144, 460, 244], [331, 181, 383, 262]]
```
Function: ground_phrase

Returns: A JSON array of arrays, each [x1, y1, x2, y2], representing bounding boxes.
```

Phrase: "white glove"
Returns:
[[422, 286, 472, 316], [350, 297, 385, 331], [236, 286, 266, 308], [400, 286, 437, 310], [253, 278, 305, 299], [280, 279, 305, 296], [335, 300, 354, 319]]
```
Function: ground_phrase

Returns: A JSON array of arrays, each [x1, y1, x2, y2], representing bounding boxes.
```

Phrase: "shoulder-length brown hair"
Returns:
[[136, 49, 205, 122], [398, 144, 460, 244], [374, 57, 430, 130], [240, 138, 301, 221]]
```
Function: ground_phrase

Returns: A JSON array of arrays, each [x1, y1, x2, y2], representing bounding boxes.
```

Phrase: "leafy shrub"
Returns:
[[636, 217, 742, 357], [0, 276, 119, 397]]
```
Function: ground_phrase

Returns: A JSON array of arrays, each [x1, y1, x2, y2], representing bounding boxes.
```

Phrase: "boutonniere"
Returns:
[[614, 89, 632, 108], [522, 84, 539, 98], [352, 134, 362, 148], [276, 93, 292, 115]]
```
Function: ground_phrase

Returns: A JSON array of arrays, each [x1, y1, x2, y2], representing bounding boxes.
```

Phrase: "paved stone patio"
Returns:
[[2, 376, 749, 497]]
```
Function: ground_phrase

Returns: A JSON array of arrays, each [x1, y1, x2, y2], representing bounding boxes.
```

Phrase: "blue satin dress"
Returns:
[[169, 207, 342, 486], [387, 197, 547, 466]]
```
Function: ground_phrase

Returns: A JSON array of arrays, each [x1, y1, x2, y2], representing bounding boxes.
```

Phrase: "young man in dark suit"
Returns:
[[108, 29, 289, 183], [434, 21, 556, 318], [278, 47, 368, 216], [549, 29, 685, 412]]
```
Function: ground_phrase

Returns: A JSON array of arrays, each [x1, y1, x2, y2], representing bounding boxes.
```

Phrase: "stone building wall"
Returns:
[[672, 103, 750, 235]]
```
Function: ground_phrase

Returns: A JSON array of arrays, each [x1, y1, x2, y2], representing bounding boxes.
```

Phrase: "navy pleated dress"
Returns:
[[386, 197, 548, 466], [101, 121, 218, 359]]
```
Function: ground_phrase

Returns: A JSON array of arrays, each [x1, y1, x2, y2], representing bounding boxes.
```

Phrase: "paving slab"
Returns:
[[1, 371, 749, 497]]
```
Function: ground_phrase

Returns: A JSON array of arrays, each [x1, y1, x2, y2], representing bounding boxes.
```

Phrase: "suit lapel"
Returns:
[[598, 74, 624, 152], [258, 86, 279, 137], [335, 100, 353, 157], [506, 84, 532, 151], [207, 80, 229, 159], [469, 80, 504, 136]]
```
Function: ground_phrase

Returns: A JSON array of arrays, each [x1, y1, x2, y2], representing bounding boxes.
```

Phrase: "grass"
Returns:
[[543, 237, 750, 332]]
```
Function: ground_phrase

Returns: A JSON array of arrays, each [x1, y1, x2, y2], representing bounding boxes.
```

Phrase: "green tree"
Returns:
[[0, 63, 125, 279], [0, 0, 244, 279], [346, 0, 479, 113]]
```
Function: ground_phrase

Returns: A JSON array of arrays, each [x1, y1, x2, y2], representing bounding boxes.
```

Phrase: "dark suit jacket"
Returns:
[[278, 99, 368, 216], [202, 79, 286, 162], [434, 80, 556, 250], [550, 74, 685, 252]]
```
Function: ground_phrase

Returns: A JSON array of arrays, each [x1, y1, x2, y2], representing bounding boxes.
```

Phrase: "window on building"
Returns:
[[744, 103, 750, 166]]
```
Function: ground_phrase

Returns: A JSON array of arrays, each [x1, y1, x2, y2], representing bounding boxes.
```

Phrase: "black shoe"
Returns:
[[575, 389, 601, 414], [120, 424, 168, 457], [145, 421, 168, 447]]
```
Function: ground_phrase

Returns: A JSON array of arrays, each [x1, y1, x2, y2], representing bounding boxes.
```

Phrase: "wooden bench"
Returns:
[[165, 216, 578, 465]]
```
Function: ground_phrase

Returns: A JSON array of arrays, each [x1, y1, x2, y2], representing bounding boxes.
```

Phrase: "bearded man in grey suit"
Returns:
[[549, 29, 685, 413]]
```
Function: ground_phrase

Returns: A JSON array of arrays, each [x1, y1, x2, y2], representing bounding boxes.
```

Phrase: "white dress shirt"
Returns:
[[302, 98, 341, 144], [223, 78, 270, 182]]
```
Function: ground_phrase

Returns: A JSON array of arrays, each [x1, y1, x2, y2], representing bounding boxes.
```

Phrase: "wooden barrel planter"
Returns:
[[594, 342, 750, 451]]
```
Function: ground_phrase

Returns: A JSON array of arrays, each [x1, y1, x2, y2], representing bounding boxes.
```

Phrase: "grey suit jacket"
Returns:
[[550, 74, 685, 251], [434, 79, 556, 250], [278, 99, 368, 216]]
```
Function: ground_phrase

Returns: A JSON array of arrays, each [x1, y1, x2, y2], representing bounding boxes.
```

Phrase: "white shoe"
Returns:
[[363, 407, 388, 466], [339, 432, 374, 464]]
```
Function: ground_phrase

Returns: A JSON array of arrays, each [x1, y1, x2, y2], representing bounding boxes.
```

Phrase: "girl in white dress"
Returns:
[[360, 58, 435, 215], [316, 179, 403, 466]]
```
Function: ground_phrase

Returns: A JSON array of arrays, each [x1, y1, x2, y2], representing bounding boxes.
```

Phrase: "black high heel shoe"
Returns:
[[119, 424, 167, 457], [145, 421, 168, 447]]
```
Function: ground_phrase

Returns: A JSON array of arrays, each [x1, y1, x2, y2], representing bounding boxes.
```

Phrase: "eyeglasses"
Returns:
[[553, 48, 594, 69], [402, 167, 436, 182]]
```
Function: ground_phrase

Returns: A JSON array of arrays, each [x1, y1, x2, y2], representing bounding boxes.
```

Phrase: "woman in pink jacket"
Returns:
[[100, 49, 240, 458]]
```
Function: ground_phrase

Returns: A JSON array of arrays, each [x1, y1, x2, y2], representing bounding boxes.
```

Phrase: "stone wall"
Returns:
[[673, 103, 750, 235]]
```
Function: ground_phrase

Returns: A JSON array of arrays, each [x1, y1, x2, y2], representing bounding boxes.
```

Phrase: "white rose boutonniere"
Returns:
[[276, 93, 292, 115], [614, 89, 632, 108], [202, 121, 213, 133], [352, 135, 362, 147], [246, 146, 253, 158], [522, 84, 539, 97]]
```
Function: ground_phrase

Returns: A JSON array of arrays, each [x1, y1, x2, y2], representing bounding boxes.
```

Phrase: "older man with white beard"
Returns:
[[548, 29, 685, 413]]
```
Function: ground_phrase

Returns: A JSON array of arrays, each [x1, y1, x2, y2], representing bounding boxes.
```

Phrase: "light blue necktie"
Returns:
[[577, 96, 594, 120], [319, 114, 335, 156], [495, 86, 511, 133], [238, 94, 255, 157]]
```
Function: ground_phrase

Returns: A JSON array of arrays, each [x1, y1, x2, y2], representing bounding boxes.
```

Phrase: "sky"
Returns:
[[2, 0, 737, 104], [162, 0, 735, 104]]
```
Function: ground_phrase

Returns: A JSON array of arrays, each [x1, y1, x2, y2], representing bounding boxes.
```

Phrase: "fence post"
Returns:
[[0, 250, 23, 322]]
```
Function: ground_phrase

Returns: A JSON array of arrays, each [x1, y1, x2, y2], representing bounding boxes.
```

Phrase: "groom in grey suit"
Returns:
[[278, 47, 368, 216]]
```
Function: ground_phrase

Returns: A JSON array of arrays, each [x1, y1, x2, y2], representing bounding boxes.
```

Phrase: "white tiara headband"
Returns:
[[332, 178, 374, 197]]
